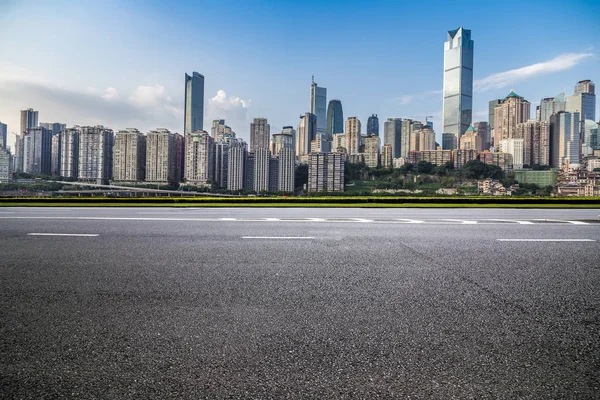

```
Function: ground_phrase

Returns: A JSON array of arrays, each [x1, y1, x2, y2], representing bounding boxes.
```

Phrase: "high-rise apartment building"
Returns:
[[244, 152, 255, 192], [364, 135, 380, 168], [332, 133, 346, 152], [146, 129, 177, 183], [415, 127, 436, 151], [297, 113, 316, 160], [493, 90, 531, 146], [60, 128, 79, 178], [250, 118, 270, 153], [345, 117, 361, 155], [381, 144, 392, 168], [184, 72, 204, 134], [310, 77, 327, 137], [51, 134, 61, 176], [549, 112, 580, 168], [516, 120, 550, 166], [0, 148, 11, 182], [326, 99, 343, 139], [22, 127, 52, 175], [499, 138, 524, 168], [211, 119, 225, 140], [472, 122, 489, 150], [227, 141, 247, 191], [442, 27, 474, 139], [113, 128, 146, 181], [459, 126, 483, 151], [15, 108, 39, 171], [254, 147, 270, 192], [271, 132, 294, 157], [401, 119, 423, 154], [39, 123, 66, 136], [278, 147, 295, 192], [77, 125, 114, 184], [367, 114, 379, 136], [383, 118, 402, 159], [308, 152, 345, 192], [185, 130, 214, 184], [281, 126, 296, 151]]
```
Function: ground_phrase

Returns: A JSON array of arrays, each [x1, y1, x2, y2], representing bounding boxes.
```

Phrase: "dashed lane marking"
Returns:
[[27, 233, 99, 237]]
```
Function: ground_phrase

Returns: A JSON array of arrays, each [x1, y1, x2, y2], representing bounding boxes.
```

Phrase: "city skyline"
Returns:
[[0, 1, 599, 148]]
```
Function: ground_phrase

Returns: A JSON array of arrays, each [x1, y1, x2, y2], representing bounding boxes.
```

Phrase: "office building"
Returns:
[[254, 147, 270, 192], [364, 135, 380, 168], [297, 113, 316, 160], [442, 132, 458, 150], [113, 128, 146, 181], [310, 76, 327, 137], [77, 125, 114, 184], [402, 119, 422, 155], [146, 129, 177, 183], [0, 121, 7, 150], [549, 112, 580, 168], [326, 99, 343, 139], [442, 27, 474, 139], [185, 130, 214, 184], [345, 117, 361, 156], [583, 120, 598, 156], [21, 127, 52, 175], [493, 90, 531, 146], [308, 152, 345, 192], [278, 147, 295, 192], [566, 80, 595, 145], [367, 114, 379, 136], [184, 72, 204, 134], [250, 118, 270, 153], [383, 118, 402, 158], [214, 141, 229, 188], [60, 128, 79, 178], [227, 141, 247, 191], [538, 93, 566, 122]]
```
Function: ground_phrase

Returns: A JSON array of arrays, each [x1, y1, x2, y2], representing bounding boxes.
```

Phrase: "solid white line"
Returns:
[[242, 236, 315, 239], [497, 239, 595, 242], [28, 233, 99, 237], [396, 218, 424, 224], [566, 220, 589, 225], [488, 219, 534, 225], [442, 219, 478, 224]]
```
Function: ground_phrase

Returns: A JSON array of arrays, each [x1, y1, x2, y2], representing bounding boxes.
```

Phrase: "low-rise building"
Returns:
[[513, 169, 558, 186]]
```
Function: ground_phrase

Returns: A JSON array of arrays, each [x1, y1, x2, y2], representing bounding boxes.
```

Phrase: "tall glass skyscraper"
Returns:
[[310, 77, 327, 138], [326, 99, 343, 139], [367, 114, 379, 136], [184, 72, 204, 134], [442, 27, 474, 140]]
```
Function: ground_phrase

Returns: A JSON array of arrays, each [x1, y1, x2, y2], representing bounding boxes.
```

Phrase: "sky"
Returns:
[[1, 0, 599, 148]]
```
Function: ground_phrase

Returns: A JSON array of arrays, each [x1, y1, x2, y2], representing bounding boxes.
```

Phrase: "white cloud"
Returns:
[[207, 90, 251, 132], [102, 87, 119, 101], [396, 95, 414, 105], [474, 52, 594, 93]]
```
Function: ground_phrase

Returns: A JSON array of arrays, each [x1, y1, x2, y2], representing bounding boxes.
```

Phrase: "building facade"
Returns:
[[146, 129, 177, 183], [345, 117, 361, 156], [310, 77, 327, 137], [383, 118, 402, 158], [22, 127, 52, 175], [549, 112, 580, 168], [493, 90, 531, 146], [367, 114, 379, 136], [364, 135, 380, 168], [185, 130, 214, 184], [326, 99, 343, 139], [227, 141, 246, 191], [250, 118, 270, 153], [278, 147, 295, 192], [297, 113, 316, 161], [60, 128, 79, 178], [442, 27, 474, 139], [254, 147, 270, 192], [77, 126, 114, 184], [308, 152, 345, 192], [184, 72, 204, 134], [113, 128, 146, 181]]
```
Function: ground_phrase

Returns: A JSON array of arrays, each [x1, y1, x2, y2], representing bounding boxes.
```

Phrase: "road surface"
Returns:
[[1, 207, 599, 398]]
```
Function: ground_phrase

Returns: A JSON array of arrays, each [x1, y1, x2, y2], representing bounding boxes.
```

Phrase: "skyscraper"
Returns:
[[0, 121, 7, 150], [364, 135, 380, 168], [516, 120, 550, 166], [367, 114, 379, 136], [22, 127, 52, 175], [254, 147, 270, 192], [538, 93, 566, 122], [345, 117, 361, 155], [278, 147, 295, 192], [493, 90, 531, 146], [326, 99, 343, 139], [549, 112, 580, 168], [227, 141, 247, 191], [310, 77, 327, 137], [184, 72, 204, 134], [113, 128, 146, 181], [442, 133, 457, 150], [250, 118, 270, 152], [77, 125, 114, 184], [60, 128, 79, 178], [39, 123, 66, 136], [185, 130, 214, 184], [16, 108, 39, 171], [383, 118, 402, 158], [472, 121, 489, 150], [566, 80, 595, 147], [442, 27, 474, 140], [297, 113, 316, 160]]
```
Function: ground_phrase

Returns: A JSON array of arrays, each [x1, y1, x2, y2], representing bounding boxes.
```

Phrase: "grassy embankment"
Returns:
[[1, 196, 599, 208]]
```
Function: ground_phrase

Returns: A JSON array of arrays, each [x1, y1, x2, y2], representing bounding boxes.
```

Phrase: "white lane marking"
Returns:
[[442, 219, 478, 224], [27, 233, 99, 237], [352, 218, 373, 222], [220, 218, 237, 221], [488, 219, 534, 225], [242, 236, 315, 240], [264, 218, 281, 221], [307, 218, 327, 222], [497, 239, 595, 242], [566, 220, 589, 225], [396, 218, 424, 223]]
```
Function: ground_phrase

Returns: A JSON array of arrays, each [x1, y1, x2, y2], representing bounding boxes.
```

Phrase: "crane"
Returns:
[[408, 116, 434, 123]]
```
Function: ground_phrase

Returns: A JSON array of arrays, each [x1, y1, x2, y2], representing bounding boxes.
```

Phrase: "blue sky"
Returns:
[[1, 0, 599, 147]]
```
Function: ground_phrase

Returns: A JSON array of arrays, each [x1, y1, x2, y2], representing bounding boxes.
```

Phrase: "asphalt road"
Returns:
[[1, 207, 599, 399]]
